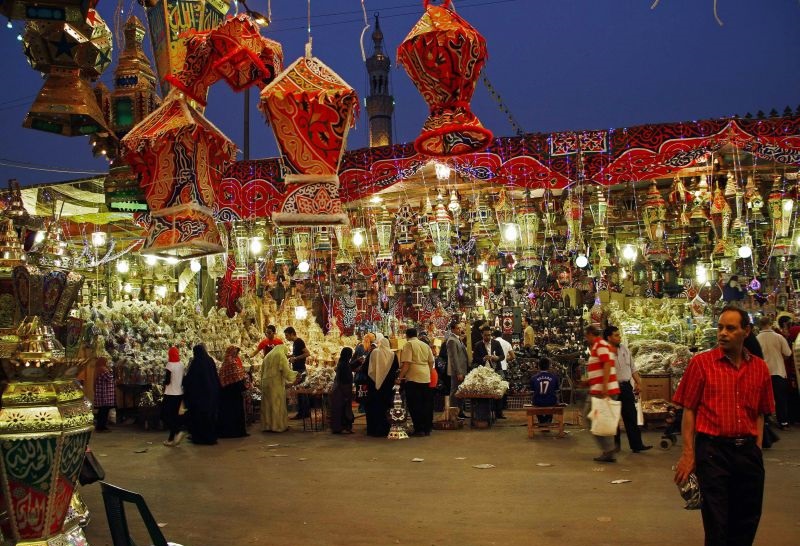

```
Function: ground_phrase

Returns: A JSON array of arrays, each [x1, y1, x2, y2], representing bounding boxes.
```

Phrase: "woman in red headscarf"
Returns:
[[218, 345, 249, 438], [162, 347, 186, 446]]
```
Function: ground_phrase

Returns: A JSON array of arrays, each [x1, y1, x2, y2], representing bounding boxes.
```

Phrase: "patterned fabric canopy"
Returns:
[[397, 0, 491, 157]]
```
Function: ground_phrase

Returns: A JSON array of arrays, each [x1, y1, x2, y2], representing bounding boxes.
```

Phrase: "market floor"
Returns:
[[80, 413, 800, 546]]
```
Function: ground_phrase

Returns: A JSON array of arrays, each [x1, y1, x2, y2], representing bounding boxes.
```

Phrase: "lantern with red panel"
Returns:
[[397, 0, 492, 157]]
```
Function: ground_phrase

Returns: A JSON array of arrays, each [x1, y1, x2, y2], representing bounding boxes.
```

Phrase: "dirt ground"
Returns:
[[79, 412, 800, 546]]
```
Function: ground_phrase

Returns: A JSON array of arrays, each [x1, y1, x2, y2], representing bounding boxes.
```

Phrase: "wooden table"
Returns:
[[525, 406, 566, 438], [456, 394, 501, 428]]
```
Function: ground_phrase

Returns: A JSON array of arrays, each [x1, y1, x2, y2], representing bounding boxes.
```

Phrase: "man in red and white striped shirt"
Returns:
[[584, 325, 620, 463], [673, 306, 774, 546]]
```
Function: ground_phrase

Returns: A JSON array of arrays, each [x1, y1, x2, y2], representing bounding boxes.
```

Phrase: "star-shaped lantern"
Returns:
[[397, 0, 492, 157], [259, 45, 358, 227]]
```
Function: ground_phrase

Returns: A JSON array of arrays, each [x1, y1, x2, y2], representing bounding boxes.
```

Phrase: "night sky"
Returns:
[[1, 0, 798, 186]]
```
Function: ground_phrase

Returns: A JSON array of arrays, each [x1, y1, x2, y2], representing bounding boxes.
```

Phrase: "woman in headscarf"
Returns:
[[217, 346, 248, 438], [260, 344, 298, 432], [351, 333, 376, 412], [182, 344, 221, 445], [365, 335, 398, 437], [162, 346, 186, 446], [330, 347, 355, 434]]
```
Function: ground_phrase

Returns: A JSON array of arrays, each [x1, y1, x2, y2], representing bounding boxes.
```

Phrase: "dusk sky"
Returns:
[[1, 0, 798, 186]]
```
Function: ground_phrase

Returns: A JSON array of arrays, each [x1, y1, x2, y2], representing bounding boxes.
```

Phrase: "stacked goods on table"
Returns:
[[456, 366, 509, 398]]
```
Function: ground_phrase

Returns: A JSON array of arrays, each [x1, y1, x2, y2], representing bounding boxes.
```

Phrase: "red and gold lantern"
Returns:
[[259, 47, 358, 227], [397, 0, 491, 157]]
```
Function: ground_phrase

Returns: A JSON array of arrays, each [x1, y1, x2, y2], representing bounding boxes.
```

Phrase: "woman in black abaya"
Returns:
[[183, 344, 221, 445]]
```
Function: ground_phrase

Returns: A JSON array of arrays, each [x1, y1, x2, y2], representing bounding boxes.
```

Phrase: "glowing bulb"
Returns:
[[166, 256, 179, 265], [298, 260, 310, 273], [782, 199, 794, 213], [6, 21, 12, 29], [796, 233, 800, 247], [190, 259, 201, 273], [145, 255, 158, 266], [431, 254, 444, 267], [155, 285, 167, 298], [250, 238, 263, 254], [575, 254, 589, 268], [34, 231, 45, 244], [116, 260, 130, 274], [123, 283, 132, 293], [696, 264, 708, 285], [295, 305, 308, 320], [370, 195, 383, 204], [91, 231, 107, 248], [622, 244, 637, 261], [502, 223, 519, 242], [434, 162, 451, 181], [620, 268, 627, 280], [737, 245, 752, 259], [352, 229, 365, 247], [476, 262, 487, 274]]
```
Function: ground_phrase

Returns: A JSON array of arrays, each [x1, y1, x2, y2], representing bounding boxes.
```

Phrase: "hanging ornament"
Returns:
[[563, 190, 584, 254], [709, 183, 732, 256], [641, 182, 670, 262], [259, 44, 358, 227], [333, 225, 353, 266], [690, 176, 711, 222], [744, 176, 764, 212], [767, 176, 795, 256], [537, 188, 561, 239], [668, 176, 693, 227], [588, 189, 608, 240], [397, 0, 491, 157], [395, 202, 417, 251]]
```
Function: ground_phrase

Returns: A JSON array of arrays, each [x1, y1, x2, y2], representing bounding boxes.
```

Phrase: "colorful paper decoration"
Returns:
[[397, 0, 491, 157], [121, 90, 236, 257], [21, 9, 112, 136], [259, 47, 358, 227], [141, 0, 231, 97]]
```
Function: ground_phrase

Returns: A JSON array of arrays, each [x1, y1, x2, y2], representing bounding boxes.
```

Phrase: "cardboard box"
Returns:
[[640, 374, 672, 402]]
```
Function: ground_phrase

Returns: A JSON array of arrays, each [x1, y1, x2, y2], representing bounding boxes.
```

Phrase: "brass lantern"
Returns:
[[334, 225, 353, 266], [768, 176, 795, 256], [588, 189, 609, 240], [641, 182, 670, 262], [428, 200, 452, 264], [272, 228, 292, 265], [563, 189, 584, 253], [375, 206, 394, 263]]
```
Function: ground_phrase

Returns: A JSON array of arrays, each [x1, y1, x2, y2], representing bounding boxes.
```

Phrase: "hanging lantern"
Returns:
[[768, 177, 795, 256], [563, 190, 584, 254], [588, 189, 609, 240], [518, 210, 540, 266], [21, 9, 113, 137], [121, 91, 235, 258], [333, 225, 352, 265], [709, 184, 732, 256], [292, 229, 312, 271], [744, 176, 764, 212], [412, 288, 424, 308], [2, 0, 95, 22], [259, 46, 358, 227], [313, 226, 333, 251], [641, 182, 670, 262], [395, 203, 417, 250], [690, 176, 711, 222], [375, 206, 394, 263], [537, 188, 561, 238], [668, 176, 693, 227], [428, 200, 452, 262], [397, 0, 491, 156], [494, 190, 518, 253], [140, 0, 231, 97], [272, 228, 292, 265], [0, 219, 25, 268], [230, 224, 249, 279]]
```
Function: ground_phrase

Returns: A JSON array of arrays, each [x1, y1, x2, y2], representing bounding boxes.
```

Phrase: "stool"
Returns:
[[526, 406, 565, 438]]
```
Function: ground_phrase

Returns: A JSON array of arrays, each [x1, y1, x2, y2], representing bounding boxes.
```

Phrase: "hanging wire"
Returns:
[[651, 0, 725, 26], [359, 0, 370, 62]]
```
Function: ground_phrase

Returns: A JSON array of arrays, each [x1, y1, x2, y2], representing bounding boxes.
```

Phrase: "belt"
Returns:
[[697, 433, 756, 447]]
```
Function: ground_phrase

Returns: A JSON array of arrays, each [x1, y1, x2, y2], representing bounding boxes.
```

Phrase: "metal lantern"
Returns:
[[272, 228, 292, 265], [428, 200, 452, 262], [518, 211, 540, 266], [231, 224, 250, 279], [642, 182, 670, 262], [395, 203, 416, 250], [690, 176, 711, 222], [375, 206, 394, 263], [563, 190, 584, 253], [537, 188, 561, 238], [588, 189, 609, 240], [744, 176, 764, 212], [313, 226, 333, 251], [333, 225, 352, 265], [292, 229, 312, 266], [709, 184, 732, 256], [668, 176, 693, 227], [495, 190, 518, 253], [768, 177, 795, 256]]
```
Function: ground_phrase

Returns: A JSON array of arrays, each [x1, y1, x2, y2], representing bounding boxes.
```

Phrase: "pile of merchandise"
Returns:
[[457, 366, 509, 397], [295, 365, 336, 392]]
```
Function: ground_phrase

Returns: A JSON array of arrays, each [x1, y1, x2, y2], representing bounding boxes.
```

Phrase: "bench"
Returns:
[[526, 406, 566, 438]]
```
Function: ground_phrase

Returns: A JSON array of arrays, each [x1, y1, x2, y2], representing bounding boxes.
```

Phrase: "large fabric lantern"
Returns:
[[21, 9, 112, 136], [141, 0, 231, 97], [397, 0, 491, 157], [259, 47, 358, 227], [121, 91, 236, 257]]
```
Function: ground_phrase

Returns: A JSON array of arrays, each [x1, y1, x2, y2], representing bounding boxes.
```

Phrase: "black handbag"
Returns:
[[79, 447, 105, 486]]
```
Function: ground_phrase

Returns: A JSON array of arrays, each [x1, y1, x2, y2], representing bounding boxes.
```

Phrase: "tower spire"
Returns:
[[365, 13, 393, 147]]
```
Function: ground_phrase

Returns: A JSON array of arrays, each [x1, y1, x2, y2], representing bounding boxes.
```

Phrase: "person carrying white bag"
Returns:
[[584, 325, 621, 463]]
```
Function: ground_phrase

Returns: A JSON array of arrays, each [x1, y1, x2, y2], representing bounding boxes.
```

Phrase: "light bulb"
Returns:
[[502, 223, 519, 242], [166, 256, 179, 265], [123, 283, 132, 293], [190, 259, 201, 273], [696, 265, 708, 285], [295, 305, 308, 320], [352, 229, 365, 247], [250, 238, 263, 254], [116, 260, 130, 274], [575, 254, 589, 268], [91, 231, 107, 248], [434, 162, 451, 181], [145, 255, 158, 266], [6, 21, 12, 29], [782, 199, 794, 213], [476, 262, 487, 274], [431, 254, 444, 267], [737, 245, 752, 259], [34, 231, 45, 244], [298, 260, 310, 273], [620, 268, 627, 280], [155, 285, 167, 298], [622, 244, 637, 261], [370, 195, 383, 204], [796, 233, 800, 247]]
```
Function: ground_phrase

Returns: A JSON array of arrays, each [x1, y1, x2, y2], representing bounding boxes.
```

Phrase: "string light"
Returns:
[[91, 231, 107, 248], [298, 260, 310, 273], [190, 259, 201, 273], [116, 259, 129, 274], [431, 254, 444, 267], [575, 254, 589, 268], [145, 255, 158, 266], [166, 256, 179, 265]]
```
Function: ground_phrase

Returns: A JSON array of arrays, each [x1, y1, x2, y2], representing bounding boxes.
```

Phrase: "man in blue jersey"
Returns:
[[530, 357, 559, 423]]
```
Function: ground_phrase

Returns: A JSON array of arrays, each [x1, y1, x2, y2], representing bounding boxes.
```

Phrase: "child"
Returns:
[[530, 358, 559, 423], [94, 357, 116, 432]]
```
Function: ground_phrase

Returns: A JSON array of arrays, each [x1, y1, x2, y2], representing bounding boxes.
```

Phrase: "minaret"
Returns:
[[365, 14, 393, 147]]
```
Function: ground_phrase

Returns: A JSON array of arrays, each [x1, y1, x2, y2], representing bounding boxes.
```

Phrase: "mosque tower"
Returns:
[[365, 14, 394, 147]]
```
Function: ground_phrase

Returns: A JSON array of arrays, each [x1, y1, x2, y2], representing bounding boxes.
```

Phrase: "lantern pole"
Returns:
[[244, 88, 250, 160]]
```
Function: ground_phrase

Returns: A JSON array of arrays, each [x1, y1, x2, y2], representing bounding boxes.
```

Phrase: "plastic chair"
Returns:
[[100, 482, 183, 546]]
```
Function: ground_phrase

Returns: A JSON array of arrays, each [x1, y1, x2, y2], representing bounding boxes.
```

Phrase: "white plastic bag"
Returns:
[[636, 399, 644, 426], [589, 397, 621, 436]]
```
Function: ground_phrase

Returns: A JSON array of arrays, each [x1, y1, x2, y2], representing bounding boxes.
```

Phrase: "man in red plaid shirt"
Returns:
[[673, 306, 774, 546]]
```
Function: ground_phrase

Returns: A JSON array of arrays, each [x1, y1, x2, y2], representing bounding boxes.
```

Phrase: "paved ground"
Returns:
[[80, 412, 800, 546]]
